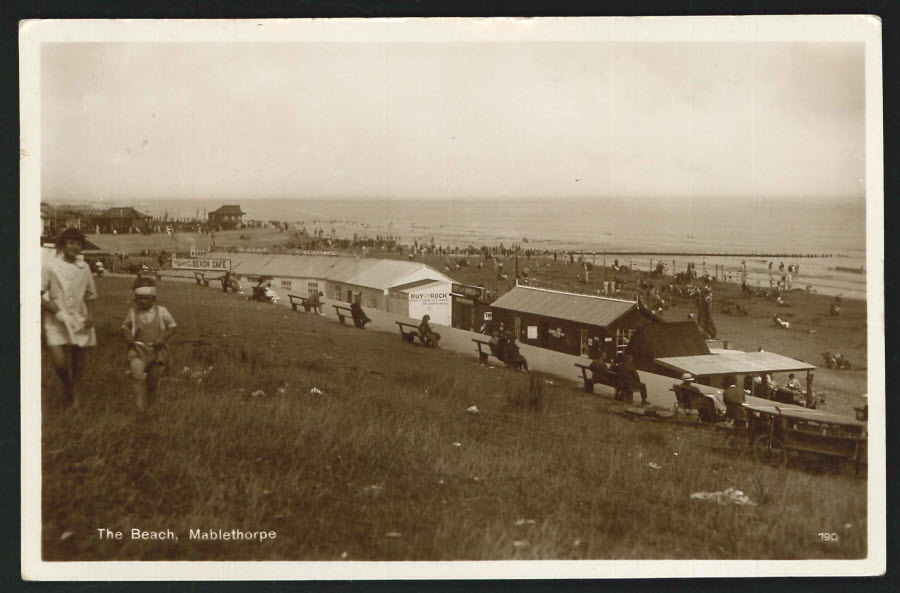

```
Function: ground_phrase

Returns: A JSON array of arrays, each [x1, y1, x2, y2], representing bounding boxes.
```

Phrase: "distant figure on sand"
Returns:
[[121, 277, 177, 412], [41, 227, 97, 408], [830, 297, 842, 316]]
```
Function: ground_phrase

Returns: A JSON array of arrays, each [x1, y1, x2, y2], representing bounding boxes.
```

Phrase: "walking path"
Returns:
[[276, 292, 687, 409], [128, 271, 702, 409]]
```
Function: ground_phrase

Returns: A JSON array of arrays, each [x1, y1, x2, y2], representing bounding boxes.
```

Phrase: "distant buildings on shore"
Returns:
[[40, 202, 247, 237], [207, 205, 245, 229]]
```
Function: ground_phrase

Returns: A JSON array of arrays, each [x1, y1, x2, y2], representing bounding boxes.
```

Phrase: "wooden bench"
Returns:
[[397, 322, 421, 343], [474, 338, 527, 370], [671, 385, 718, 423], [193, 271, 224, 287], [576, 362, 646, 399], [574, 362, 628, 393], [333, 304, 357, 326], [473, 338, 500, 364], [288, 293, 311, 312]]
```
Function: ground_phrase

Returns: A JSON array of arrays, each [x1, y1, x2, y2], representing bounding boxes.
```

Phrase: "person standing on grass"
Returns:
[[121, 277, 177, 412], [41, 228, 97, 408]]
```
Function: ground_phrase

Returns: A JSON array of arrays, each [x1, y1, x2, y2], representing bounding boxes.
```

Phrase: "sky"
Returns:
[[41, 42, 865, 202]]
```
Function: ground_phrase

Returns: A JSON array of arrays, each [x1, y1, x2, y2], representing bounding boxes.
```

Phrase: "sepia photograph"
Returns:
[[20, 17, 884, 580]]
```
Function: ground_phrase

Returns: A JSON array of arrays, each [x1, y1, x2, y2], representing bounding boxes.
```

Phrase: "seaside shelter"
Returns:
[[208, 205, 246, 229], [625, 321, 711, 377], [93, 207, 152, 234], [214, 252, 455, 323], [488, 284, 658, 358], [654, 350, 816, 393]]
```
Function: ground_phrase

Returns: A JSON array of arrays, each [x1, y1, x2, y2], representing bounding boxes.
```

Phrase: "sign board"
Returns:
[[172, 257, 231, 271], [484, 311, 493, 321], [527, 326, 538, 340], [452, 283, 484, 299]]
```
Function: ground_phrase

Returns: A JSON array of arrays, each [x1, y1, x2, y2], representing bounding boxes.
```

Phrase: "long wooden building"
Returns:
[[488, 284, 659, 358]]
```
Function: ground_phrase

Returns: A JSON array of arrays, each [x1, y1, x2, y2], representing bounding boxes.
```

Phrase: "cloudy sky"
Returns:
[[41, 42, 865, 202]]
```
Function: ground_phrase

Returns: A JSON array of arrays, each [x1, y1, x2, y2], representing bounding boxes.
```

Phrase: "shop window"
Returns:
[[280, 279, 292, 291]]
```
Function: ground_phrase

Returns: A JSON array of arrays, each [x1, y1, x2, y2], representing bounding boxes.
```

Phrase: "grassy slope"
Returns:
[[41, 277, 866, 561]]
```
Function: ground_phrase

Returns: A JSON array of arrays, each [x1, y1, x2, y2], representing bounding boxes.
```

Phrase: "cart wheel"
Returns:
[[753, 434, 787, 468]]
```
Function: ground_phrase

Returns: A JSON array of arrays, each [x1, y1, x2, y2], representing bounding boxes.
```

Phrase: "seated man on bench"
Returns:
[[617, 354, 648, 406], [488, 330, 501, 359], [589, 350, 611, 385], [305, 291, 325, 315], [503, 334, 528, 372], [350, 300, 371, 328], [723, 383, 747, 427], [221, 271, 240, 294], [418, 315, 441, 348]]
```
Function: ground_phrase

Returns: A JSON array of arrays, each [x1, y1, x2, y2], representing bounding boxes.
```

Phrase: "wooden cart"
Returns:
[[742, 404, 867, 475]]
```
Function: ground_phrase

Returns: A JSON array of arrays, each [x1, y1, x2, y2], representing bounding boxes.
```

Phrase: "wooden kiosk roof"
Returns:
[[654, 350, 815, 377]]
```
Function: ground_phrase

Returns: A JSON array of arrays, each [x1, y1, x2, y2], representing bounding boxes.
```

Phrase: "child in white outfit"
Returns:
[[121, 277, 177, 411]]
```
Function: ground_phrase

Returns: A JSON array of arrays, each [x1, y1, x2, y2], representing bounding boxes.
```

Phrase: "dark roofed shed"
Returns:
[[625, 321, 710, 377]]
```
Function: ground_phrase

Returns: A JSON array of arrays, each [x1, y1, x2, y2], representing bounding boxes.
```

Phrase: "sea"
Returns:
[[66, 197, 870, 299]]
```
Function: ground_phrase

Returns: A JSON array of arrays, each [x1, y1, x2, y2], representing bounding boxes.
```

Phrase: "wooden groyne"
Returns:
[[566, 251, 849, 259]]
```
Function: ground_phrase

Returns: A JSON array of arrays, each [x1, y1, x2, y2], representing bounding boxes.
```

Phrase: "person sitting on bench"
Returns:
[[349, 300, 371, 328], [678, 372, 704, 406], [221, 271, 240, 293], [418, 314, 440, 347], [619, 354, 648, 406], [723, 383, 746, 427], [305, 291, 325, 315], [495, 331, 508, 362], [488, 330, 501, 358], [787, 373, 803, 392], [504, 335, 528, 371], [589, 350, 610, 384]]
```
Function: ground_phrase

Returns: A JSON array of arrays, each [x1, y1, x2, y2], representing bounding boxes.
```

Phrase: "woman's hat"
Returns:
[[58, 227, 86, 246]]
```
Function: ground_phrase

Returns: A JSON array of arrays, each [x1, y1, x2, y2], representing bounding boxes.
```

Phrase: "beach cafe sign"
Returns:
[[172, 257, 231, 271]]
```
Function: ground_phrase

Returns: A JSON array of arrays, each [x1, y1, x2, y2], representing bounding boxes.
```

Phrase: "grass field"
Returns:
[[40, 277, 867, 561]]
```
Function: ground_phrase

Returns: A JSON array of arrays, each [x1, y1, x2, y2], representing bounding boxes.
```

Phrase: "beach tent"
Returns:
[[624, 321, 710, 376]]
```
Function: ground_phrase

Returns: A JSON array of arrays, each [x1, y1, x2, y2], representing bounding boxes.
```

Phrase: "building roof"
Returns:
[[390, 279, 449, 293], [627, 322, 710, 360], [489, 285, 638, 327], [212, 252, 453, 291], [210, 205, 245, 216], [97, 207, 151, 219], [654, 350, 815, 377]]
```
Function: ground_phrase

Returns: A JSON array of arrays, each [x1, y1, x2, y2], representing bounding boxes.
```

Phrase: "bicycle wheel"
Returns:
[[753, 434, 787, 467]]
